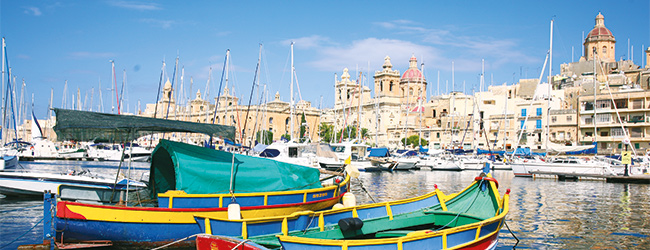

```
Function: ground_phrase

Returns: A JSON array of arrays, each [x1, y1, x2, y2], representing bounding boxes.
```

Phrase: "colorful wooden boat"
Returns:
[[195, 173, 509, 250], [194, 186, 443, 239], [42, 109, 350, 248]]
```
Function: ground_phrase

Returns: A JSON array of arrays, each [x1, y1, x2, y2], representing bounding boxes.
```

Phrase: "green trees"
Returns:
[[256, 130, 273, 145], [400, 135, 428, 147], [319, 123, 370, 143]]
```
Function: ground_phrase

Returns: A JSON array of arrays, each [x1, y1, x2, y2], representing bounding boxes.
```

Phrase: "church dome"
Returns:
[[585, 12, 615, 43], [401, 56, 424, 82]]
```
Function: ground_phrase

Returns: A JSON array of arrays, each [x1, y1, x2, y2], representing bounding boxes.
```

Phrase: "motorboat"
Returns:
[[86, 142, 152, 162], [511, 156, 617, 177], [416, 150, 462, 171], [329, 140, 380, 172]]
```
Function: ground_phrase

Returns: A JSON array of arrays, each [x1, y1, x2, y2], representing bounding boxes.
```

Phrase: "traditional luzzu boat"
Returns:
[[33, 109, 350, 249], [195, 167, 509, 250]]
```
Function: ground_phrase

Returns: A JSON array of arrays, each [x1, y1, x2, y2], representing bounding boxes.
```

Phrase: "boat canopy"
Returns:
[[53, 108, 235, 142], [149, 139, 322, 197], [368, 148, 390, 157]]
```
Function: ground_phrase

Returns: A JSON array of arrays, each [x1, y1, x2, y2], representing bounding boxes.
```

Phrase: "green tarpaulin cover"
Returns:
[[149, 139, 323, 196], [53, 108, 235, 142]]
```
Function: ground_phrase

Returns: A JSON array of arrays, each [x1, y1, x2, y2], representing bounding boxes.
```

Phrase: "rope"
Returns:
[[0, 204, 40, 213], [0, 216, 44, 249], [504, 220, 520, 249], [149, 234, 200, 250], [356, 177, 376, 203], [433, 178, 485, 230], [230, 239, 251, 250]]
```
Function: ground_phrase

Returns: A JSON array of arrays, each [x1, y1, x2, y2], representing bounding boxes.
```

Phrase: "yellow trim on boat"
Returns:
[[197, 187, 441, 226], [275, 185, 511, 249], [157, 175, 350, 199], [442, 232, 447, 249], [385, 203, 393, 220], [438, 194, 448, 212], [204, 217, 211, 235], [281, 217, 288, 236], [242, 221, 248, 239], [318, 213, 324, 231]]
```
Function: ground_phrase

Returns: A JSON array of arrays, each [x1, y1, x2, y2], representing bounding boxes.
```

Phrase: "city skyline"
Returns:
[[1, 1, 649, 119]]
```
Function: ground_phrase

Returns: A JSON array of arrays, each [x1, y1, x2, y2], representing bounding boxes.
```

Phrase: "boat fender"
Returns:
[[332, 203, 345, 209], [342, 193, 356, 207], [338, 217, 363, 232], [474, 176, 499, 189], [228, 202, 241, 220]]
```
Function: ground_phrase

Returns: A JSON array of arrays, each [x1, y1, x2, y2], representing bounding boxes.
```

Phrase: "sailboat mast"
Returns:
[[419, 63, 424, 147], [1, 37, 5, 144], [48, 88, 53, 129], [333, 73, 337, 144], [546, 19, 553, 157], [357, 71, 362, 142], [593, 47, 598, 152], [290, 42, 295, 140]]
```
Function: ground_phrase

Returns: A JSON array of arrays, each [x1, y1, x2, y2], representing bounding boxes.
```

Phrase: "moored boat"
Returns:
[[30, 109, 351, 249], [51, 139, 350, 247], [195, 168, 509, 250]]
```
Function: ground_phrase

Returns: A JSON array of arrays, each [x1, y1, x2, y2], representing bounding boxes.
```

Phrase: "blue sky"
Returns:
[[1, 1, 649, 119]]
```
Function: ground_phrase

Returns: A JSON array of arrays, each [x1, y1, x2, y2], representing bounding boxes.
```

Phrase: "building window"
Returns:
[[520, 120, 525, 129], [269, 117, 274, 124], [602, 46, 607, 54], [380, 81, 383, 92], [551, 116, 557, 123], [536, 108, 542, 116], [436, 132, 440, 138], [521, 108, 527, 117], [567, 115, 572, 122], [612, 128, 626, 137], [536, 119, 542, 129], [389, 81, 394, 91]]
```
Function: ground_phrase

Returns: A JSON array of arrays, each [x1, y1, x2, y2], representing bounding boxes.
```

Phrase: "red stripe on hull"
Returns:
[[196, 235, 265, 250], [458, 233, 499, 250]]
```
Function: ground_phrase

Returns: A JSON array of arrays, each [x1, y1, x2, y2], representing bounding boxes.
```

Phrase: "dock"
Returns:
[[530, 171, 650, 184]]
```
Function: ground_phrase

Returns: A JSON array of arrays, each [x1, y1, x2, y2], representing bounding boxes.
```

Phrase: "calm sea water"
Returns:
[[2, 161, 650, 249]]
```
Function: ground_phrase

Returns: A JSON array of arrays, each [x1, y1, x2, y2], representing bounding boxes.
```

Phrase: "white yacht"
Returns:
[[86, 143, 152, 162], [328, 140, 379, 172], [416, 150, 462, 171], [258, 141, 339, 169], [511, 156, 616, 177]]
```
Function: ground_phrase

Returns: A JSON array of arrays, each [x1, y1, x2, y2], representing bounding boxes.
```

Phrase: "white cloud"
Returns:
[[140, 18, 175, 29], [24, 7, 42, 16], [302, 37, 440, 73], [373, 20, 538, 72], [108, 1, 161, 11]]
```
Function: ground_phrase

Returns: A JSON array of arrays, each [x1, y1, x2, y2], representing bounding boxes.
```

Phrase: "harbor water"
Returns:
[[2, 161, 650, 249]]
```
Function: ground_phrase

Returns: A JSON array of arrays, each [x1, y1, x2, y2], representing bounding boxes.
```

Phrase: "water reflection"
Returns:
[[351, 170, 650, 249]]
